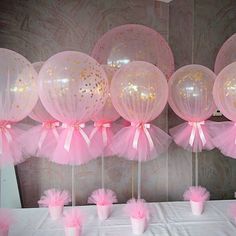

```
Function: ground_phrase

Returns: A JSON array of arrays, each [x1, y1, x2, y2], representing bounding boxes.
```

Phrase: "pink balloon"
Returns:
[[214, 33, 236, 74], [111, 61, 168, 123], [213, 61, 236, 121], [91, 24, 174, 79], [0, 48, 38, 122], [39, 51, 109, 123], [91, 65, 120, 122], [168, 65, 216, 122], [30, 62, 56, 123]]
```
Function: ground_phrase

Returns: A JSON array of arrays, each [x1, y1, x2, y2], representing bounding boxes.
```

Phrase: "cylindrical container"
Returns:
[[0, 228, 9, 236], [65, 226, 81, 236], [190, 200, 204, 215], [97, 204, 111, 221], [48, 205, 63, 220], [131, 217, 146, 235]]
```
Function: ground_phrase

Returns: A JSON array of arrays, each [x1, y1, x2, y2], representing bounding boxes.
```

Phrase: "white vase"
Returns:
[[65, 226, 81, 236], [131, 217, 146, 235], [0, 228, 9, 236], [48, 205, 63, 220], [97, 204, 111, 221], [190, 200, 204, 215]]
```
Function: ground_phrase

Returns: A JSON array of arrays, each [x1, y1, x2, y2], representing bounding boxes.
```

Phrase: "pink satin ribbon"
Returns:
[[89, 122, 111, 146], [131, 122, 154, 150], [38, 121, 60, 149], [188, 121, 206, 146], [62, 123, 90, 152], [0, 123, 12, 155]]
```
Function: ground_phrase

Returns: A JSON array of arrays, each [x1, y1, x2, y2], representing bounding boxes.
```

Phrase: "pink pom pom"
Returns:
[[0, 209, 13, 230], [229, 203, 236, 219], [63, 208, 85, 227], [88, 188, 117, 206], [38, 188, 71, 207], [124, 198, 150, 220], [183, 186, 210, 202]]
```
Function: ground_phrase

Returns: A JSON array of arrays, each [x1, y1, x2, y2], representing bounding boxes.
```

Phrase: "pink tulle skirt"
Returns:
[[52, 127, 94, 165], [212, 121, 236, 159], [88, 123, 122, 158], [169, 120, 220, 152], [20, 125, 61, 160], [110, 124, 171, 162], [0, 124, 26, 167]]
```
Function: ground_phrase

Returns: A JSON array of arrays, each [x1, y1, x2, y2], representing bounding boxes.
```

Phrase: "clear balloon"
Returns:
[[91, 24, 174, 79], [110, 61, 168, 123], [30, 62, 56, 122], [214, 33, 236, 74], [168, 64, 216, 122], [39, 51, 109, 123], [213, 61, 236, 121], [0, 48, 38, 122], [91, 65, 120, 123]]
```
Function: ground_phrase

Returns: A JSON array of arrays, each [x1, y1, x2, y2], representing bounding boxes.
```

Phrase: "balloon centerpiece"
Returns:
[[110, 61, 171, 198], [0, 48, 38, 167], [38, 51, 109, 165], [168, 64, 217, 152]]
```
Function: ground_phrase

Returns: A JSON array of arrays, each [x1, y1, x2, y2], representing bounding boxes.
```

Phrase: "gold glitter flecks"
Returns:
[[47, 68, 53, 76]]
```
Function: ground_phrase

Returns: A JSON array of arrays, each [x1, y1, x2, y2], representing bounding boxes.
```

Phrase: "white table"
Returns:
[[8, 200, 236, 235]]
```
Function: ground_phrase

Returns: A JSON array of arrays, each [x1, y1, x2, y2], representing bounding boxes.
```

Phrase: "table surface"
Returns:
[[8, 200, 236, 236]]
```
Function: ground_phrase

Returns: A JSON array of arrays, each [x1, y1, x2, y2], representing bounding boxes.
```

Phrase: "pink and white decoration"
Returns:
[[0, 209, 13, 236]]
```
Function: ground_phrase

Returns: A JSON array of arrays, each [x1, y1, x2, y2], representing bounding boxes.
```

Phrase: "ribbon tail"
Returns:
[[197, 124, 206, 146], [38, 129, 48, 149], [52, 128, 59, 140], [189, 125, 196, 146], [102, 127, 108, 146], [143, 128, 154, 151], [133, 128, 141, 150], [89, 127, 99, 141], [79, 128, 90, 146], [64, 127, 74, 152]]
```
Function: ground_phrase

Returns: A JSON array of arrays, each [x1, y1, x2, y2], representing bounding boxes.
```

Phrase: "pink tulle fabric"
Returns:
[[110, 124, 171, 162], [0, 122, 27, 167], [88, 122, 122, 158], [212, 121, 236, 159], [38, 188, 71, 207], [63, 208, 85, 227], [169, 120, 220, 152], [88, 188, 117, 206], [21, 121, 61, 160], [0, 209, 13, 230], [52, 125, 93, 165], [124, 198, 150, 220], [183, 186, 210, 202]]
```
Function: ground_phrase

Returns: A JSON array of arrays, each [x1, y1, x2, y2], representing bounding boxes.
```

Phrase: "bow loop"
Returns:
[[188, 121, 206, 146], [90, 122, 111, 146]]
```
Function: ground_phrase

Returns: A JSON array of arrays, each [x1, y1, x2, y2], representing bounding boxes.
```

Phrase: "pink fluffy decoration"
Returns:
[[52, 125, 94, 165], [183, 186, 210, 202], [0, 123, 27, 167], [21, 121, 61, 160], [89, 122, 122, 158], [88, 188, 118, 206], [170, 120, 220, 152], [0, 209, 13, 231], [38, 188, 71, 207], [63, 208, 85, 228], [228, 203, 236, 219], [212, 121, 236, 159], [110, 124, 171, 162], [124, 198, 150, 220]]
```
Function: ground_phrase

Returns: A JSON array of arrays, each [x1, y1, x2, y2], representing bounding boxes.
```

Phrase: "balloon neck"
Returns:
[[42, 121, 60, 129], [0, 121, 11, 128], [62, 122, 86, 129], [94, 121, 111, 128]]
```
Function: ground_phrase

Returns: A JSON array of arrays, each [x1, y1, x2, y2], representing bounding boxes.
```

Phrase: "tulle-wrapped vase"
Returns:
[[228, 203, 236, 224], [190, 200, 204, 215], [0, 209, 13, 236], [110, 124, 171, 161], [170, 120, 221, 152], [131, 217, 147, 235]]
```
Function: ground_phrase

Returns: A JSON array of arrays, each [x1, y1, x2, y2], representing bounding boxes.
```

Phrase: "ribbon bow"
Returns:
[[131, 122, 154, 150], [188, 121, 206, 147], [0, 123, 12, 155], [62, 122, 90, 152], [89, 122, 111, 146], [38, 121, 60, 149]]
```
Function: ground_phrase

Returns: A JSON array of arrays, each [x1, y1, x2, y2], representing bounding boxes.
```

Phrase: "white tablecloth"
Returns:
[[8, 200, 236, 236]]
